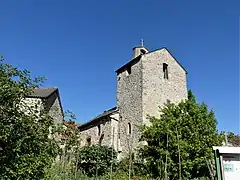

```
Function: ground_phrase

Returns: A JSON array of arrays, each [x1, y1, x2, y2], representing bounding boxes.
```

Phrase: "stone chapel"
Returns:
[[79, 43, 188, 157]]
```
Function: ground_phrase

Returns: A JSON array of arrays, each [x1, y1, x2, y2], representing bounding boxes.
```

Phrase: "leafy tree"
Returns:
[[139, 90, 224, 180], [60, 111, 81, 156], [0, 57, 59, 179], [78, 145, 117, 177], [55, 111, 81, 178]]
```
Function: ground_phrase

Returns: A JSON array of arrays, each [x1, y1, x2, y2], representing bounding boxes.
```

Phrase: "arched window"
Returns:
[[127, 123, 131, 135]]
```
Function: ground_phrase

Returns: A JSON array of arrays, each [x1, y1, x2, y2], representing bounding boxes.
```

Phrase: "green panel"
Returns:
[[214, 149, 222, 180]]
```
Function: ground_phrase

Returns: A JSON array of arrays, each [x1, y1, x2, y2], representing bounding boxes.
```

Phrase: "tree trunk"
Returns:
[[164, 133, 169, 180], [176, 128, 181, 180]]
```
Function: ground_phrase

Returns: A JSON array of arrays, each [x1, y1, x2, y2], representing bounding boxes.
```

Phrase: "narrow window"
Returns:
[[126, 66, 131, 75], [97, 124, 101, 136], [163, 63, 168, 79], [127, 123, 131, 135], [86, 137, 91, 146], [99, 134, 104, 145]]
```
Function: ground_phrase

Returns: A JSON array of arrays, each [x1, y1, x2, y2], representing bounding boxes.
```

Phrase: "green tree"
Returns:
[[0, 57, 59, 179], [139, 90, 223, 180], [78, 145, 117, 177], [55, 111, 81, 178]]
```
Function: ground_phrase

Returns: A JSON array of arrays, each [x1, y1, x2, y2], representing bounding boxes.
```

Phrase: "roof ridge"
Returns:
[[79, 107, 117, 129]]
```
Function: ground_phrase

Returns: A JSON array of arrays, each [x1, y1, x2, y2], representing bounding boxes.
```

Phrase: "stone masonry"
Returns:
[[22, 88, 64, 124], [79, 44, 188, 158]]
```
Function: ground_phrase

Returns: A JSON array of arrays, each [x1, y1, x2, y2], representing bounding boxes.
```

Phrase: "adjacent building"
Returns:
[[22, 87, 64, 124]]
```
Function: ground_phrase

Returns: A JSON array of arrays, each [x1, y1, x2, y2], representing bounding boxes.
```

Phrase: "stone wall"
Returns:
[[117, 58, 143, 155], [116, 48, 188, 155], [45, 92, 64, 124], [142, 48, 188, 125], [80, 46, 188, 158], [110, 113, 119, 152], [20, 97, 43, 117], [21, 92, 63, 124], [80, 112, 119, 152]]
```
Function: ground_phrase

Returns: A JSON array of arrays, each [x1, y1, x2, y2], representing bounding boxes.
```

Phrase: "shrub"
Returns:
[[78, 145, 117, 177]]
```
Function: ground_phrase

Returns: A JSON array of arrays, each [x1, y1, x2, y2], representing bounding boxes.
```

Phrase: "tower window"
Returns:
[[126, 66, 131, 75], [86, 137, 91, 146], [127, 123, 131, 135], [97, 124, 101, 136], [163, 63, 168, 79], [99, 134, 104, 145]]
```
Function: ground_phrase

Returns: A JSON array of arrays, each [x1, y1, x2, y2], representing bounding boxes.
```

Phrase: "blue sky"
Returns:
[[0, 0, 239, 134]]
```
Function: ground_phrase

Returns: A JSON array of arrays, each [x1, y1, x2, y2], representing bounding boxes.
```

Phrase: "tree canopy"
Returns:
[[139, 90, 224, 179], [0, 57, 59, 179]]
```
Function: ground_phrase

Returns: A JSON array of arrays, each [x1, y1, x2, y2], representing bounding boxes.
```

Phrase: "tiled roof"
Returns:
[[26, 88, 58, 98], [79, 107, 117, 129]]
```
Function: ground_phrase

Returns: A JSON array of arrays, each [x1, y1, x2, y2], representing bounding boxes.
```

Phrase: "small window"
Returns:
[[99, 134, 104, 145], [97, 124, 101, 136], [126, 66, 131, 76], [127, 123, 131, 135], [163, 63, 168, 79], [86, 137, 91, 146]]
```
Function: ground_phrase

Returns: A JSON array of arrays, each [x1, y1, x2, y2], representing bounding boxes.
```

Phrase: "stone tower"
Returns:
[[116, 44, 188, 155]]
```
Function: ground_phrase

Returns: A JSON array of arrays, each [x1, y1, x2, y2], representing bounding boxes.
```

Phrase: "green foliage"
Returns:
[[0, 58, 59, 179], [44, 161, 151, 180], [57, 111, 81, 159], [54, 111, 81, 179], [78, 145, 117, 177], [116, 155, 149, 178], [227, 132, 240, 147], [139, 90, 224, 180], [44, 162, 89, 180]]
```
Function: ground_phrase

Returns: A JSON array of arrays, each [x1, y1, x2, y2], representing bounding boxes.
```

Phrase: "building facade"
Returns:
[[79, 44, 188, 157], [22, 87, 64, 124]]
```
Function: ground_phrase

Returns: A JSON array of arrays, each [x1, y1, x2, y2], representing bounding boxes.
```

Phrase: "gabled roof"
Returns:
[[79, 107, 118, 130], [115, 47, 187, 74], [26, 87, 64, 117], [26, 87, 58, 98], [148, 47, 188, 74]]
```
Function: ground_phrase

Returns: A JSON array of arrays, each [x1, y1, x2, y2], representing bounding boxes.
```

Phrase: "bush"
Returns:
[[116, 155, 149, 178], [78, 145, 117, 177]]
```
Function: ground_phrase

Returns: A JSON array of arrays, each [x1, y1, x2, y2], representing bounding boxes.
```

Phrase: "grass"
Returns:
[[44, 162, 212, 180]]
